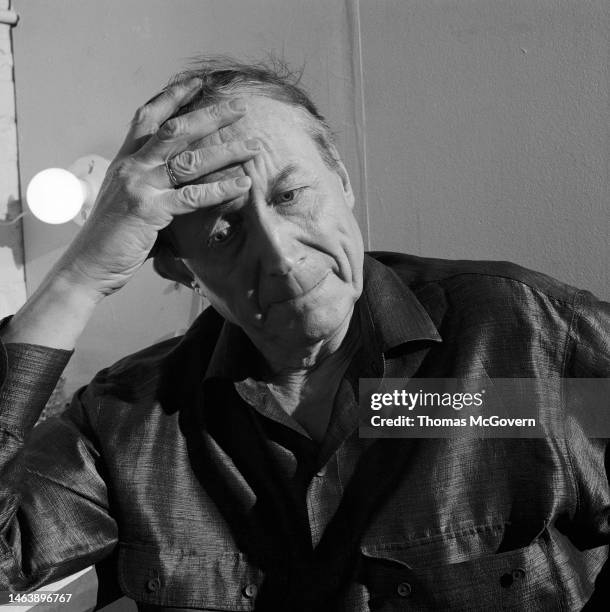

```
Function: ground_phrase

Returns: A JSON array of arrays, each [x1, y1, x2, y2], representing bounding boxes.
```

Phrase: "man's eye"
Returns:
[[207, 224, 234, 246], [272, 189, 300, 206]]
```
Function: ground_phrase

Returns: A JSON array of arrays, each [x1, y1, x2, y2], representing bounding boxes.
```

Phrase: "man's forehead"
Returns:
[[197, 95, 313, 147], [192, 96, 319, 184]]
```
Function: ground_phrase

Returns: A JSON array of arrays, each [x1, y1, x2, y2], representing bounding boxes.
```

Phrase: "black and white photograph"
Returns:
[[0, 1, 608, 610]]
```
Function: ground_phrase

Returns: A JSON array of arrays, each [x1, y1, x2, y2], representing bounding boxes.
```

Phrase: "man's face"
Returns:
[[170, 96, 364, 351]]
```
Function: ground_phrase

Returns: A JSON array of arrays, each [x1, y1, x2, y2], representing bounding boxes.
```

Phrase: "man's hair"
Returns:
[[168, 56, 340, 170]]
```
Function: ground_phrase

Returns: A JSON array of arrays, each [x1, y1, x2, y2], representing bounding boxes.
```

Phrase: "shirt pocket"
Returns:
[[117, 541, 264, 611], [358, 527, 592, 611]]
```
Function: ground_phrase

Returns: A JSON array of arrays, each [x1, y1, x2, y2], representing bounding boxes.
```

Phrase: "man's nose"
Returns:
[[251, 211, 304, 276]]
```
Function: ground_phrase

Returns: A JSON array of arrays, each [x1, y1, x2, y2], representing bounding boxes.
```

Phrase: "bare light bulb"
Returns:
[[26, 168, 86, 224], [26, 155, 110, 225]]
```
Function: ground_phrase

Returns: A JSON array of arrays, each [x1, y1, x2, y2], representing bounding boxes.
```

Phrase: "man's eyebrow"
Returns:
[[203, 163, 302, 221], [268, 163, 300, 192]]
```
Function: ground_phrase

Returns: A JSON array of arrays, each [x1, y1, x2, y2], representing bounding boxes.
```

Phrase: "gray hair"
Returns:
[[168, 56, 340, 170]]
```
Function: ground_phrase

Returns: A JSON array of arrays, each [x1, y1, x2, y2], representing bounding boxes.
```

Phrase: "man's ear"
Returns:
[[328, 145, 354, 209], [152, 247, 195, 287], [337, 160, 355, 209]]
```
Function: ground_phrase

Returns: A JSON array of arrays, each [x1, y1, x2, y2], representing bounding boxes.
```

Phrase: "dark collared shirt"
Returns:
[[0, 252, 609, 611]]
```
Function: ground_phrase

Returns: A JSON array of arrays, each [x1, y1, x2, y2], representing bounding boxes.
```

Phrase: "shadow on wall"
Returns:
[[0, 197, 23, 263]]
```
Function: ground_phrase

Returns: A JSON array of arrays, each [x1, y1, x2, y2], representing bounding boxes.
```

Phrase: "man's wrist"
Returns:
[[49, 263, 108, 306]]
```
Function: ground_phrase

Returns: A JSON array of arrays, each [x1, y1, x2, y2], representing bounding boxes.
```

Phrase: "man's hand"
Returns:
[[56, 78, 256, 301], [1, 80, 258, 349]]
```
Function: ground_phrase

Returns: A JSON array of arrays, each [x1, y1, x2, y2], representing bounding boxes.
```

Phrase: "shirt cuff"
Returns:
[[0, 315, 73, 436]]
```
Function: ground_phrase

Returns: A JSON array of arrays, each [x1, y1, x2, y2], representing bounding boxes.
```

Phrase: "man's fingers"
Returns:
[[153, 140, 261, 188], [167, 176, 252, 215], [134, 99, 248, 164], [117, 78, 202, 157]]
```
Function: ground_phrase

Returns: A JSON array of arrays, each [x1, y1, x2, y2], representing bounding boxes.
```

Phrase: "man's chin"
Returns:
[[256, 298, 354, 344]]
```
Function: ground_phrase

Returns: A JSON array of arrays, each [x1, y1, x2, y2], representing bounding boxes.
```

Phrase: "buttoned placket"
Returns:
[[304, 363, 369, 548], [306, 454, 344, 548]]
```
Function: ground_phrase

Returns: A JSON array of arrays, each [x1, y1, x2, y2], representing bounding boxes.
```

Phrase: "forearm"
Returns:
[[0, 334, 73, 590], [0, 328, 112, 591], [0, 383, 117, 592], [0, 271, 101, 350]]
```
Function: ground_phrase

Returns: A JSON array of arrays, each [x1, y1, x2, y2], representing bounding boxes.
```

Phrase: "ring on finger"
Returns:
[[165, 157, 180, 187]]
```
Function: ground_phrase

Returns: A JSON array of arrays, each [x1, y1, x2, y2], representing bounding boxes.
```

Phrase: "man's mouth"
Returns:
[[263, 271, 331, 308]]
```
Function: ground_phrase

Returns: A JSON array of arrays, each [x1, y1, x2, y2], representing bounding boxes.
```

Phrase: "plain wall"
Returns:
[[360, 0, 608, 297], [12, 0, 609, 397]]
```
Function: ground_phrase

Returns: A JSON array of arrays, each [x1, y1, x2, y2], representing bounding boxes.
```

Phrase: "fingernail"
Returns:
[[235, 176, 251, 188], [229, 99, 247, 113], [187, 77, 201, 89], [245, 139, 260, 151]]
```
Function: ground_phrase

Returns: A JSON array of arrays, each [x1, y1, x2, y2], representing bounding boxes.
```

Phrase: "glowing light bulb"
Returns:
[[26, 168, 87, 224], [25, 155, 110, 225]]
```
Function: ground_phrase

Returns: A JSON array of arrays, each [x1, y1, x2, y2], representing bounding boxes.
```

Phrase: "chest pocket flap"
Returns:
[[359, 527, 603, 611], [117, 542, 264, 610]]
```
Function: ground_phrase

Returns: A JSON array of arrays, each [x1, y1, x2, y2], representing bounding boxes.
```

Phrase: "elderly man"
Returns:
[[0, 59, 609, 611]]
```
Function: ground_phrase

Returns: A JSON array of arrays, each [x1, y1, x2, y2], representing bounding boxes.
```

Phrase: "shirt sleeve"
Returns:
[[563, 291, 610, 609], [0, 320, 118, 592]]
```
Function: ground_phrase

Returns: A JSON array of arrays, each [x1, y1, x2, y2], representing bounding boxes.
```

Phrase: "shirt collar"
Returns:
[[359, 254, 441, 352], [203, 253, 442, 383]]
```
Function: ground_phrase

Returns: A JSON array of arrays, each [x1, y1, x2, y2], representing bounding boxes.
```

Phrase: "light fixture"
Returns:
[[25, 155, 109, 225]]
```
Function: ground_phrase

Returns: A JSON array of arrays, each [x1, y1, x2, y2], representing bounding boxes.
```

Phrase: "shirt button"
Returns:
[[512, 567, 526, 580], [146, 577, 161, 592], [396, 582, 412, 597], [500, 573, 513, 588], [243, 584, 258, 598]]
